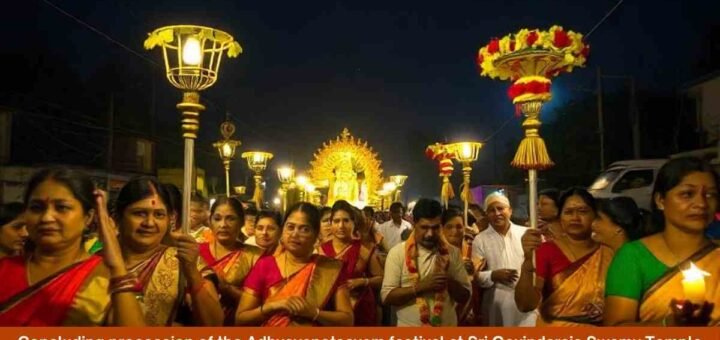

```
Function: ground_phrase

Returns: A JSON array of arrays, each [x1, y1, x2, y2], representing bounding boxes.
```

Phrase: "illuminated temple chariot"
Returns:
[[309, 128, 384, 207]]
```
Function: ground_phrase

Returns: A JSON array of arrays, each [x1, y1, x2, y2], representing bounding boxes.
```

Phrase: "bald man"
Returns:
[[472, 192, 536, 326]]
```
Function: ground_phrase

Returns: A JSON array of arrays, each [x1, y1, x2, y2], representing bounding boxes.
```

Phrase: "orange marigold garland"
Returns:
[[404, 231, 450, 326]]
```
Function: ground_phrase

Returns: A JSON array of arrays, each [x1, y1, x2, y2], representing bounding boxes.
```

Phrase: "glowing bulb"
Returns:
[[462, 143, 473, 159], [383, 182, 397, 192], [253, 153, 264, 164], [222, 143, 233, 158], [273, 197, 281, 206], [277, 167, 294, 183], [296, 175, 308, 187], [306, 183, 316, 192], [182, 37, 202, 66]]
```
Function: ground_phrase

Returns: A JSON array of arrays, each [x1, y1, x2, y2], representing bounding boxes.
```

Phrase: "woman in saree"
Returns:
[[319, 206, 333, 243], [114, 176, 223, 326], [198, 197, 263, 325], [592, 197, 644, 252], [604, 157, 719, 326], [441, 208, 485, 326], [236, 202, 354, 326], [0, 202, 27, 259], [254, 210, 282, 255], [318, 200, 383, 325], [0, 167, 144, 326], [516, 187, 614, 326]]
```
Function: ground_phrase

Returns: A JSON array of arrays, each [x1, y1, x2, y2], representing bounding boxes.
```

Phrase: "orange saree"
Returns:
[[243, 252, 345, 326], [639, 244, 720, 325], [0, 255, 110, 326], [199, 242, 262, 325], [537, 245, 614, 326]]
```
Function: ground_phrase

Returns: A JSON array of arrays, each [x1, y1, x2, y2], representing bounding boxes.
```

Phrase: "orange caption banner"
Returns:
[[0, 327, 717, 340]]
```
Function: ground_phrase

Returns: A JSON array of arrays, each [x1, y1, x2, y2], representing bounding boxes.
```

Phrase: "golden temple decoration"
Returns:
[[309, 128, 383, 207]]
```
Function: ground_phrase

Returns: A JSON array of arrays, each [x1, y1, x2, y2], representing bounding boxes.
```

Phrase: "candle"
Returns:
[[680, 262, 710, 304]]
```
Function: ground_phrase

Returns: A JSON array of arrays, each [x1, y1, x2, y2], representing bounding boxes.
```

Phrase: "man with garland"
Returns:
[[381, 198, 471, 326]]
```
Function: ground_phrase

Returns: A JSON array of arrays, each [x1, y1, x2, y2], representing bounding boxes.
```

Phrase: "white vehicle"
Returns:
[[587, 159, 668, 211]]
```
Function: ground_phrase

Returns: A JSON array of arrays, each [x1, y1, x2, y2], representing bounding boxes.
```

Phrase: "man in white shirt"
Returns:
[[472, 192, 536, 326], [381, 198, 471, 326], [376, 202, 412, 253]]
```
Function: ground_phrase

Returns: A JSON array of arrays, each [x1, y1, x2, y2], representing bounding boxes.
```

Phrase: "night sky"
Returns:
[[6, 0, 719, 201]]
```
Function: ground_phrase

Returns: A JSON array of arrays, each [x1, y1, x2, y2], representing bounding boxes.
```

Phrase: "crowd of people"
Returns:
[[0, 156, 718, 327]]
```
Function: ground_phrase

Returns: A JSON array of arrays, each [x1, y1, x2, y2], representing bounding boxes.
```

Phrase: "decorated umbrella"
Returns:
[[425, 143, 456, 208], [476, 26, 589, 229]]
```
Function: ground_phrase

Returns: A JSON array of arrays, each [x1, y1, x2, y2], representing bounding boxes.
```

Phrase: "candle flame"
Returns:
[[681, 262, 710, 281]]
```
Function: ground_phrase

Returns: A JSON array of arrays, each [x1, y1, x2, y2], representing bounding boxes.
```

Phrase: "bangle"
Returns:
[[189, 280, 207, 297], [364, 278, 370, 286], [312, 308, 320, 322], [108, 274, 142, 295]]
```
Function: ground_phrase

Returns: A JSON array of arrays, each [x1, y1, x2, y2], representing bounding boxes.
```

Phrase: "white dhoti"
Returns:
[[481, 285, 536, 326]]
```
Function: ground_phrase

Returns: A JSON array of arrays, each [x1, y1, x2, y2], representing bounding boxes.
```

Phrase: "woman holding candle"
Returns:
[[604, 157, 719, 326], [235, 202, 353, 326], [318, 200, 383, 325], [515, 187, 614, 326]]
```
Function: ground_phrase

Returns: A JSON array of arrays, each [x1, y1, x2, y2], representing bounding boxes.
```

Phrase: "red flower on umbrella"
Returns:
[[488, 38, 500, 54], [581, 44, 590, 58], [553, 29, 571, 48], [527, 31, 539, 46], [476, 51, 484, 65]]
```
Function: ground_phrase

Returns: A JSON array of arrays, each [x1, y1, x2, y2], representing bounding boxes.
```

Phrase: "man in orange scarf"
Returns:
[[381, 198, 471, 326]]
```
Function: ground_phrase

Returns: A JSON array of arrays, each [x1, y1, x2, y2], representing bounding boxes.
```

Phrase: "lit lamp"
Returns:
[[144, 25, 242, 233], [277, 166, 295, 213], [242, 151, 274, 209], [212, 120, 241, 197], [295, 175, 309, 202], [448, 142, 484, 229], [377, 189, 389, 210], [681, 262, 710, 304], [305, 183, 316, 205], [389, 175, 408, 203], [234, 186, 246, 196]]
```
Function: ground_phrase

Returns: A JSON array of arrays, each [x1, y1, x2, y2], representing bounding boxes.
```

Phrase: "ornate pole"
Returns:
[[177, 91, 204, 233]]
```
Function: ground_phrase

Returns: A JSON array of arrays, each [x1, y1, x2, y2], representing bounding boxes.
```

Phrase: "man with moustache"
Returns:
[[381, 198, 471, 326], [472, 192, 536, 326]]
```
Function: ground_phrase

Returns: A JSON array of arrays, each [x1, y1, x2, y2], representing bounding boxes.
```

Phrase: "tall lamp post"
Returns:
[[242, 151, 274, 209], [448, 142, 483, 229], [383, 181, 398, 208], [212, 120, 241, 197], [144, 25, 242, 233], [295, 175, 309, 202], [277, 166, 295, 214], [389, 175, 408, 203]]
